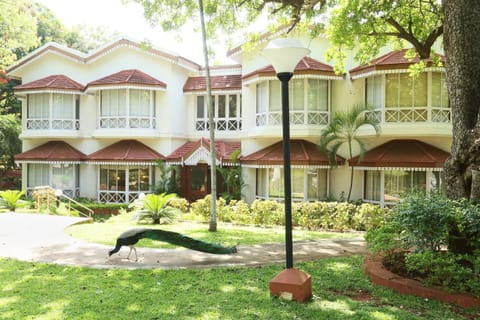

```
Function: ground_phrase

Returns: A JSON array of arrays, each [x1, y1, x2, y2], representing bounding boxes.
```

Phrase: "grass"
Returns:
[[1, 256, 477, 320], [66, 212, 363, 248]]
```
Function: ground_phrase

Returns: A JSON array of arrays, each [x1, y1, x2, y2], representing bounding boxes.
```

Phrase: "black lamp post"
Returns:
[[262, 38, 312, 302]]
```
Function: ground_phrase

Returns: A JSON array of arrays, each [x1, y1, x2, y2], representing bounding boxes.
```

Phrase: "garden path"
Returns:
[[0, 212, 367, 269]]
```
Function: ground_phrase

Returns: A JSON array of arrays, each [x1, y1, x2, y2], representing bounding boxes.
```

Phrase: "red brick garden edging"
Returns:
[[363, 255, 480, 308]]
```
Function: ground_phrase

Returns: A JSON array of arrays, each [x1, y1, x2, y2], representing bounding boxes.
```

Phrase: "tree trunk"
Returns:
[[198, 0, 217, 232], [442, 0, 480, 201]]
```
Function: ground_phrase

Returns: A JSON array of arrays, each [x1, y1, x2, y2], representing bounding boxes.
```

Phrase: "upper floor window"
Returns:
[[195, 94, 241, 131], [256, 78, 329, 126], [99, 89, 155, 129], [365, 72, 449, 123], [27, 93, 79, 130]]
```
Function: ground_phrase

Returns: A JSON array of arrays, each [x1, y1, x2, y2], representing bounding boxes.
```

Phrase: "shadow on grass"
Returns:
[[0, 256, 477, 319]]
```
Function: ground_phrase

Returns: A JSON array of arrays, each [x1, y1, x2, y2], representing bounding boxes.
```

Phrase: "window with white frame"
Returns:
[[365, 72, 450, 123], [27, 163, 79, 198], [99, 89, 155, 129], [27, 93, 79, 130], [256, 167, 327, 200], [256, 78, 329, 126], [363, 170, 443, 205], [195, 93, 241, 131], [98, 165, 151, 203]]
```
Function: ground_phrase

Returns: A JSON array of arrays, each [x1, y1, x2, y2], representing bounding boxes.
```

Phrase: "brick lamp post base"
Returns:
[[269, 268, 312, 302]]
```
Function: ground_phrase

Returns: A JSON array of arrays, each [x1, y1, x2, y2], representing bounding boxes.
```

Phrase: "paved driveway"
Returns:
[[0, 212, 367, 269]]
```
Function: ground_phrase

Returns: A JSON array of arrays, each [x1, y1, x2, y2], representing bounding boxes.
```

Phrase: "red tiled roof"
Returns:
[[183, 75, 242, 92], [87, 140, 165, 162], [166, 138, 241, 164], [14, 75, 84, 92], [349, 139, 449, 168], [349, 49, 446, 77], [241, 140, 344, 166], [15, 141, 86, 162], [87, 69, 167, 89], [243, 57, 338, 81]]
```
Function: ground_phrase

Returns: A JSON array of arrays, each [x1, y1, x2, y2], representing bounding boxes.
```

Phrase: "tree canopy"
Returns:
[[325, 0, 443, 72]]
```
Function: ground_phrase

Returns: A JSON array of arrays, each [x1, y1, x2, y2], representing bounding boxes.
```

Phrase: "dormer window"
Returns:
[[195, 93, 241, 131], [256, 78, 329, 126], [27, 93, 79, 130], [99, 88, 155, 129]]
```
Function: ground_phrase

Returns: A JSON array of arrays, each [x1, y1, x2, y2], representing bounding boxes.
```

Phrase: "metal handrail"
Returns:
[[58, 193, 94, 217]]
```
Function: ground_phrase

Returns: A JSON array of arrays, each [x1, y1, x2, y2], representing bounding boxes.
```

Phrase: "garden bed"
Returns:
[[363, 254, 480, 308]]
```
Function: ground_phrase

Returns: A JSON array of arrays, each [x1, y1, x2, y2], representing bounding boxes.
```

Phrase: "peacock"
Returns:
[[108, 228, 238, 261]]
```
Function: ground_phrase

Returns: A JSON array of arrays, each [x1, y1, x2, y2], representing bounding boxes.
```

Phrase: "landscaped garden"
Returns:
[[1, 190, 480, 318]]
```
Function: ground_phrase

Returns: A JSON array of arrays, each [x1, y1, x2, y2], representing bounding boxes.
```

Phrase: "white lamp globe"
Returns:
[[261, 38, 311, 74]]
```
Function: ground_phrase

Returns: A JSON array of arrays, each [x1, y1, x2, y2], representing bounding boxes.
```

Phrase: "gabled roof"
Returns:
[[15, 141, 86, 164], [86, 140, 165, 164], [166, 138, 241, 166], [183, 75, 242, 93], [7, 37, 201, 77], [349, 139, 449, 169], [242, 57, 343, 85], [86, 69, 167, 91], [14, 75, 84, 93], [349, 49, 446, 79], [241, 140, 344, 167]]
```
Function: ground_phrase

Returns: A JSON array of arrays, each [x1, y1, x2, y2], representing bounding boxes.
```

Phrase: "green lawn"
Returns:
[[1, 256, 476, 320], [66, 212, 363, 248]]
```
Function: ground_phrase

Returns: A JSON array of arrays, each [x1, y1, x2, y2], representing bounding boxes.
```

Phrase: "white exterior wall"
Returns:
[[10, 36, 452, 204]]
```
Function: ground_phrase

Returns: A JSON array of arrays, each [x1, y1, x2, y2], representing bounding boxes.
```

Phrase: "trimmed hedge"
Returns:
[[188, 195, 387, 231]]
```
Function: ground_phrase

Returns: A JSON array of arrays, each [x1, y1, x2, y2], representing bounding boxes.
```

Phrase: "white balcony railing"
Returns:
[[98, 190, 145, 203], [26, 118, 79, 130], [256, 110, 329, 127], [98, 116, 155, 129], [366, 107, 451, 123], [196, 118, 242, 131]]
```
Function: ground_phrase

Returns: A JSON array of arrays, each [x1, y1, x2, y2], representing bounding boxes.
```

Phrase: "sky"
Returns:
[[36, 0, 234, 65]]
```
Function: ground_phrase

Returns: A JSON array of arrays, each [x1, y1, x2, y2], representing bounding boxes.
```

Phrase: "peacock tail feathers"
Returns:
[[139, 228, 237, 254], [110, 228, 238, 255]]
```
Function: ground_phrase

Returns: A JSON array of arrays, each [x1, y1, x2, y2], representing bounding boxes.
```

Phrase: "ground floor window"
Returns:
[[27, 163, 79, 198], [256, 167, 327, 201], [363, 169, 443, 206], [98, 166, 152, 203]]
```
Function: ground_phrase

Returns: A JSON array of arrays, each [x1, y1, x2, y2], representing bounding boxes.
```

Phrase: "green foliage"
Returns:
[[0, 0, 38, 69], [0, 189, 25, 211], [217, 150, 245, 203], [325, 0, 443, 73], [365, 225, 402, 254], [319, 104, 380, 201], [0, 114, 21, 168], [153, 160, 179, 194], [405, 251, 480, 296], [130, 193, 179, 224], [391, 190, 454, 252], [190, 195, 385, 231]]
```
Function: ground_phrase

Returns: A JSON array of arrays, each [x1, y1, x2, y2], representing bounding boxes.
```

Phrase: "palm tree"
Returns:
[[319, 105, 380, 202]]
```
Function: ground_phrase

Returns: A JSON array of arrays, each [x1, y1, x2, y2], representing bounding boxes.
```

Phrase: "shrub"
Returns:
[[353, 203, 388, 231], [0, 189, 26, 211], [391, 190, 454, 252], [405, 251, 480, 296], [365, 224, 403, 253], [168, 197, 189, 213], [130, 193, 179, 224], [189, 195, 212, 220], [250, 200, 283, 226]]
